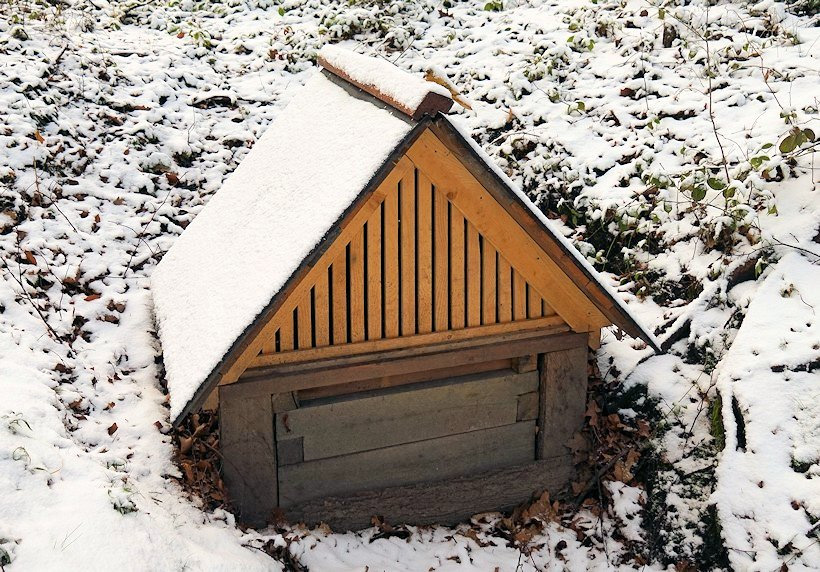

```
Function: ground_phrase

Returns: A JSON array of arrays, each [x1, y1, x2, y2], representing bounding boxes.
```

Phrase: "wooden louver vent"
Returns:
[[259, 160, 561, 362]]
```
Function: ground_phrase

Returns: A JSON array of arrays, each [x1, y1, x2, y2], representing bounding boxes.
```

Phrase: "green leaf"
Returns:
[[278, 6, 285, 15], [723, 187, 735, 199], [761, 142, 774, 149], [779, 133, 798, 154], [567, 35, 575, 43], [658, 8, 665, 19], [750, 155, 769, 169], [707, 177, 726, 190], [691, 186, 707, 201], [576, 101, 585, 111], [768, 204, 778, 215], [803, 128, 816, 142], [663, 201, 673, 213]]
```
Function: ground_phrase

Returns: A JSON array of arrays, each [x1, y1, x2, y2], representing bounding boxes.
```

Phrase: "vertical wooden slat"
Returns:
[[314, 273, 330, 348], [297, 294, 312, 350], [449, 204, 465, 329], [366, 208, 382, 341], [512, 269, 527, 321], [528, 284, 542, 319], [466, 222, 481, 327], [482, 240, 497, 325], [350, 230, 366, 343], [433, 188, 449, 332], [498, 255, 512, 323], [384, 187, 400, 338], [332, 251, 348, 345], [280, 310, 294, 351], [416, 172, 433, 334], [542, 299, 557, 317], [400, 172, 416, 336]]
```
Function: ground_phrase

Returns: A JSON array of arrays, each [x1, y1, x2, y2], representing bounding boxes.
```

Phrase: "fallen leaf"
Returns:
[[108, 422, 118, 435]]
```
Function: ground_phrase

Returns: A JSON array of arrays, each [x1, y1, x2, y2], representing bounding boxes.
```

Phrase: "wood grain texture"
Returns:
[[466, 222, 481, 327], [449, 204, 465, 329], [349, 231, 366, 343], [433, 186, 449, 332], [314, 273, 330, 348], [219, 386, 276, 527], [279, 310, 294, 352], [384, 186, 400, 338], [482, 240, 497, 325], [512, 269, 527, 321], [399, 170, 416, 337], [296, 294, 312, 350], [537, 344, 589, 460], [498, 255, 512, 323], [283, 456, 574, 530], [366, 207, 382, 341], [416, 171, 433, 334], [331, 249, 348, 346], [279, 421, 536, 506], [528, 285, 542, 319], [276, 370, 538, 461]]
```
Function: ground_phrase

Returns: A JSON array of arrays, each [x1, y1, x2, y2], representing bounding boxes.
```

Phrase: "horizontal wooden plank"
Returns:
[[296, 358, 512, 401], [278, 421, 536, 507], [231, 331, 588, 400], [277, 370, 537, 461], [283, 455, 574, 531]]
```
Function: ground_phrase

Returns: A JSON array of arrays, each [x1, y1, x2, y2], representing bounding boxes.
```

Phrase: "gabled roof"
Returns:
[[152, 47, 658, 425]]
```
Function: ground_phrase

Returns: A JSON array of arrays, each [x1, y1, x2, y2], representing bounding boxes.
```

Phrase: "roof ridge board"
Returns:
[[318, 50, 453, 121]]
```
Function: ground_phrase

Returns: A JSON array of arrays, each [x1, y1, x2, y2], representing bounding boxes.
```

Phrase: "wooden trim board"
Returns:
[[282, 456, 573, 531]]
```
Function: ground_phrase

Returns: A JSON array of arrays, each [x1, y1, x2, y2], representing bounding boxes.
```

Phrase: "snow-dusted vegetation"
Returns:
[[0, 0, 817, 569]]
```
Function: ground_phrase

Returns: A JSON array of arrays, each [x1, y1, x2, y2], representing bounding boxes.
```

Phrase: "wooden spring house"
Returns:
[[151, 46, 658, 530]]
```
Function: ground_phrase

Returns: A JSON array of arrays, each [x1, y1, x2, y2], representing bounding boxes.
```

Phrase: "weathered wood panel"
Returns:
[[537, 344, 588, 460], [449, 204, 465, 329], [384, 185, 400, 338], [399, 169, 416, 336], [279, 420, 536, 506], [219, 387, 276, 527], [331, 249, 347, 345], [482, 239, 497, 325], [433, 184, 449, 332], [366, 207, 382, 341], [349, 231, 366, 343], [417, 171, 433, 334], [284, 456, 573, 531], [276, 370, 537, 461]]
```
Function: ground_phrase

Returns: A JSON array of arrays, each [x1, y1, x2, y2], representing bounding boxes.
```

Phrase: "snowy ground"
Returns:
[[0, 0, 818, 569]]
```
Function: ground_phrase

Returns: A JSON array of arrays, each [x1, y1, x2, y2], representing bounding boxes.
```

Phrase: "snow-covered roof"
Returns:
[[151, 69, 415, 422], [152, 46, 658, 424]]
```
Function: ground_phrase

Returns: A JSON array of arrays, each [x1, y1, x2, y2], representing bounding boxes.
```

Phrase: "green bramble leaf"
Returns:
[[691, 186, 707, 201], [707, 177, 726, 190]]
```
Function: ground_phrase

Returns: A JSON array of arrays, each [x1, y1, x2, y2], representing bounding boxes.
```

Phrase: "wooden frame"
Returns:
[[220, 332, 590, 528]]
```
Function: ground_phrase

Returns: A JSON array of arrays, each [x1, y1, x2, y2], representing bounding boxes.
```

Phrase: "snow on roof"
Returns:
[[151, 70, 414, 422], [318, 45, 451, 118]]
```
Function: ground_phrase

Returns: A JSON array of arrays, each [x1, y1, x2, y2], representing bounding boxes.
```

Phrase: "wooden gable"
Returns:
[[208, 127, 610, 400]]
